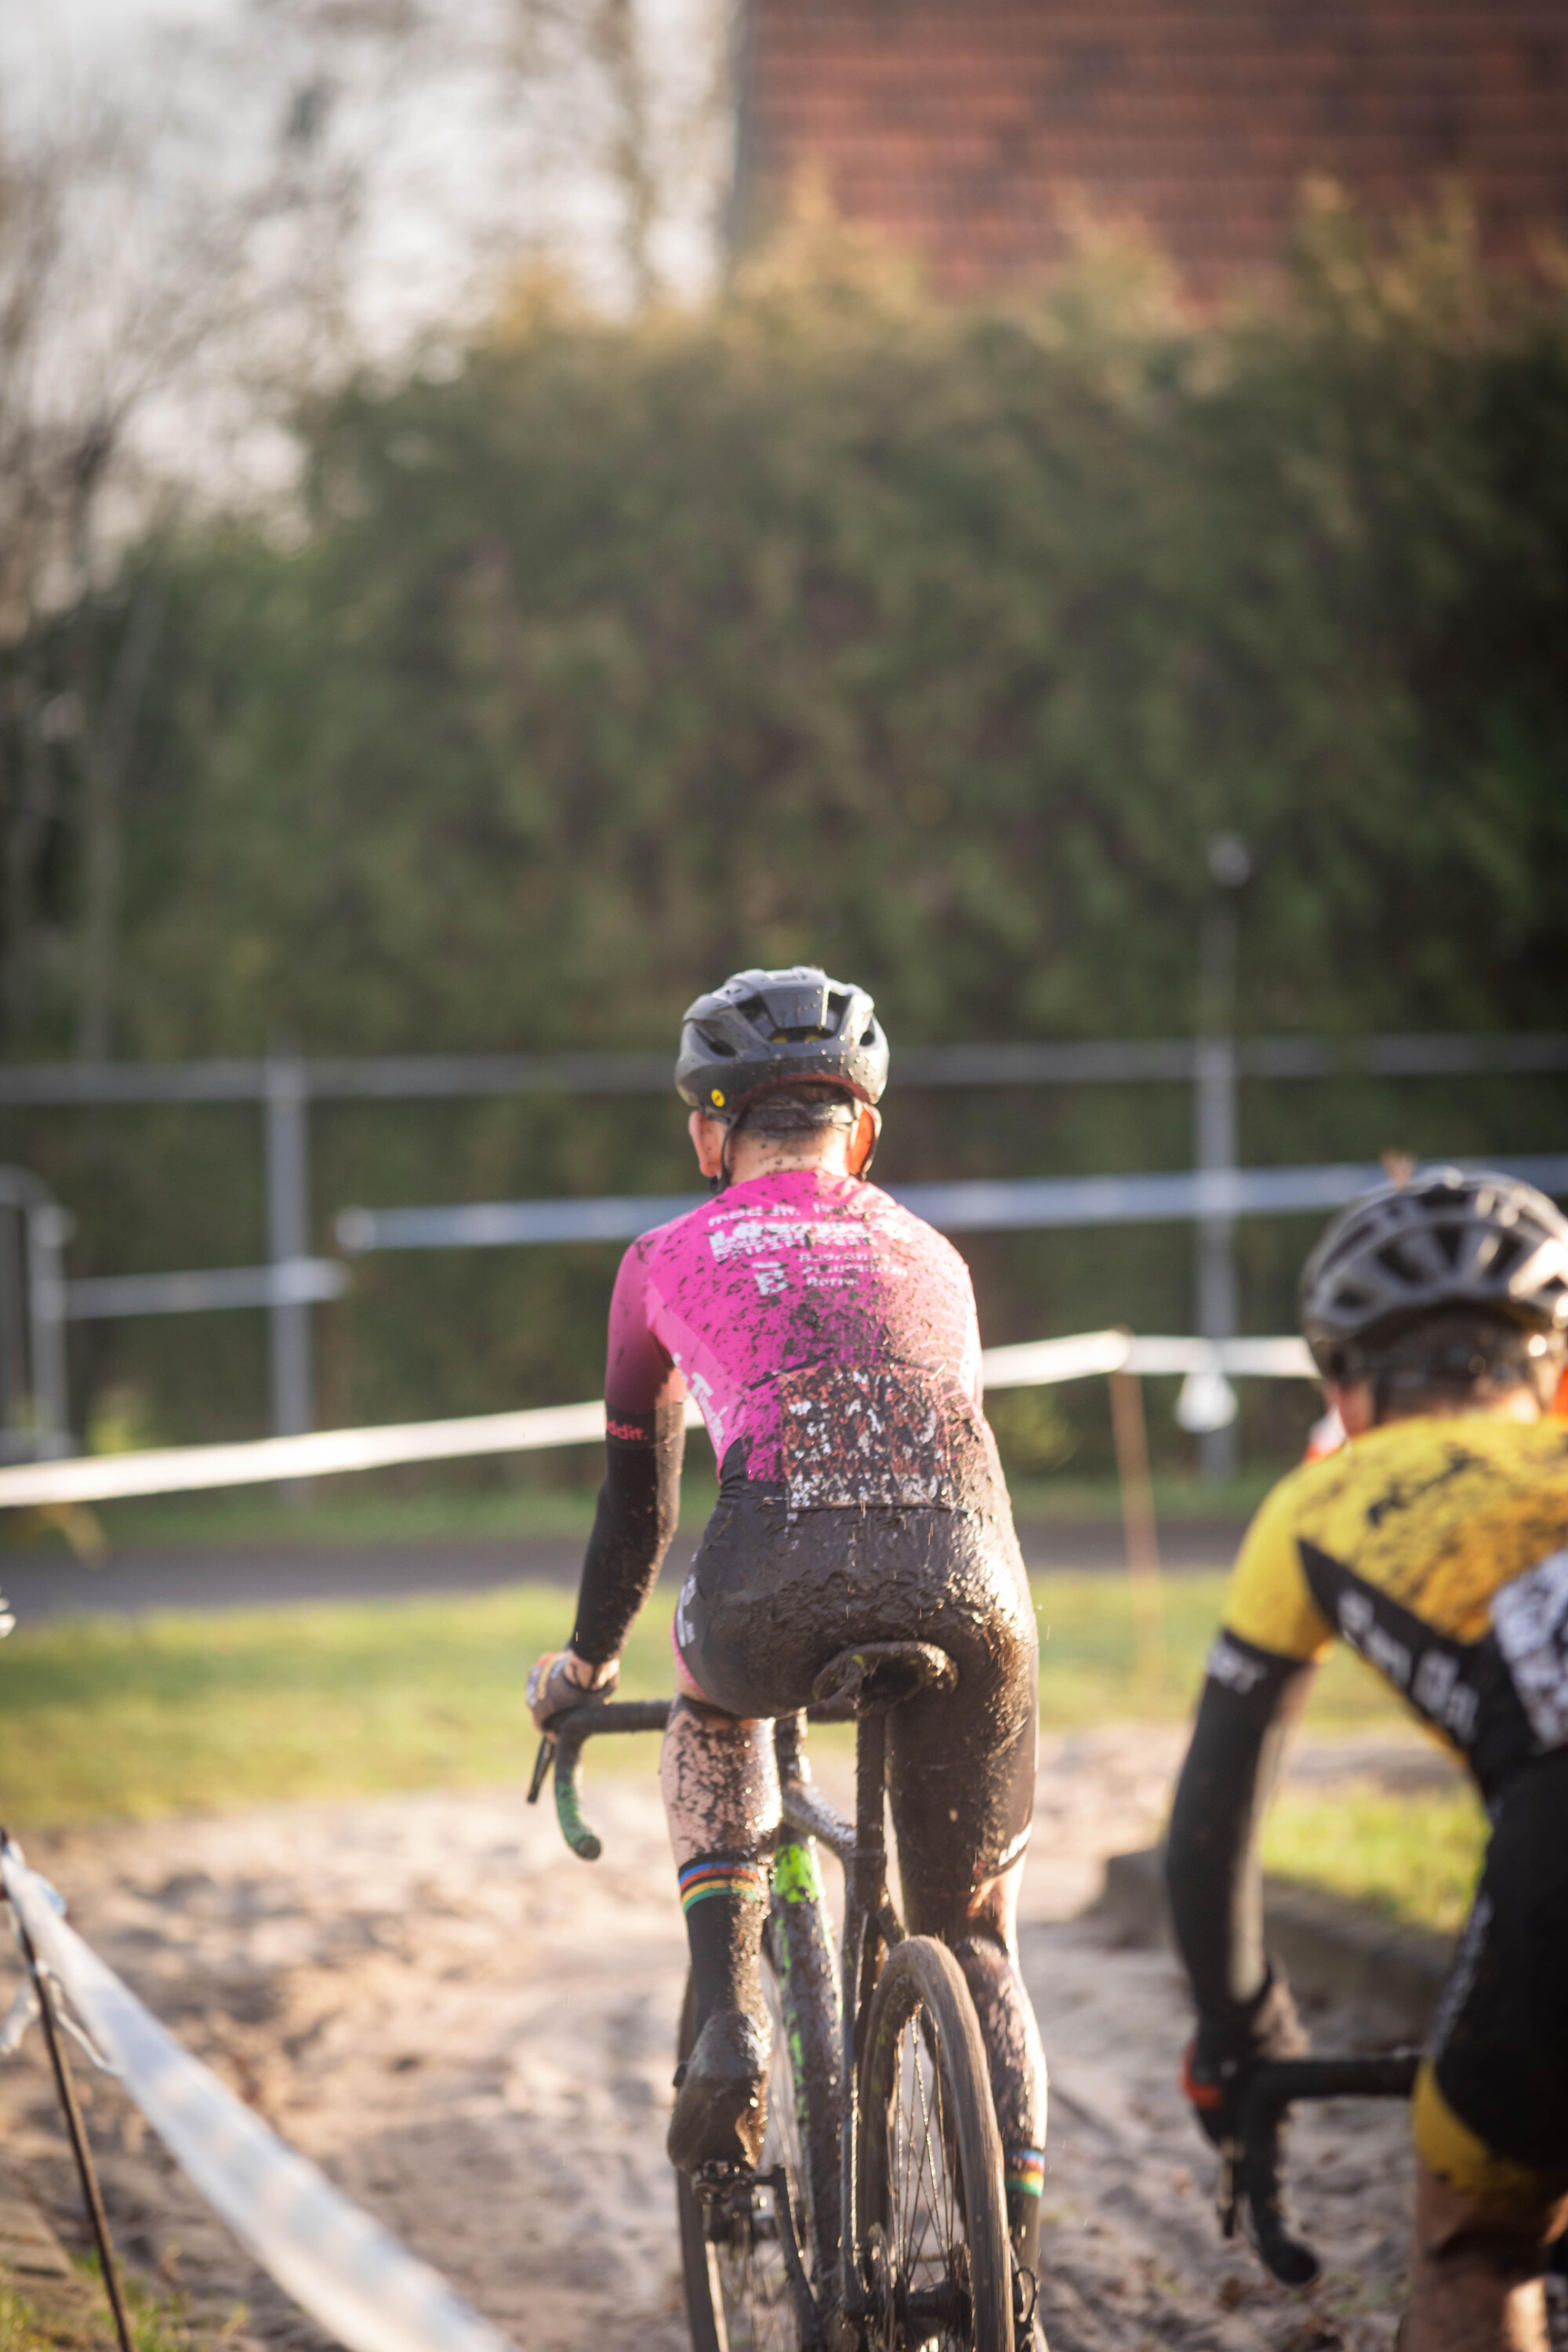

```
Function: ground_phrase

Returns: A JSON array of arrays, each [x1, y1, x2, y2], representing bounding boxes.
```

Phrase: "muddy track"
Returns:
[[1, 1730, 1414, 2350]]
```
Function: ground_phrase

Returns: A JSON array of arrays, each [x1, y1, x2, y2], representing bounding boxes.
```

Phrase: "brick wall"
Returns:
[[734, 0, 1568, 294]]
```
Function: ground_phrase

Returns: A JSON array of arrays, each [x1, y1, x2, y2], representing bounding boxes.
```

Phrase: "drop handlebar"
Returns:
[[526, 1700, 672, 1860], [1221, 2049, 1422, 2287]]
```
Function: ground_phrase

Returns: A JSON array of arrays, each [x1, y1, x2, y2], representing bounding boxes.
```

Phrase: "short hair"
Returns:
[[1359, 1308, 1564, 1418], [735, 1081, 859, 1139]]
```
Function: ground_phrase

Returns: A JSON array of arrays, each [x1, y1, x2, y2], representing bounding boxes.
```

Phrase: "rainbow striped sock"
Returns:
[[677, 1856, 768, 1916], [1005, 2146, 1045, 2198]]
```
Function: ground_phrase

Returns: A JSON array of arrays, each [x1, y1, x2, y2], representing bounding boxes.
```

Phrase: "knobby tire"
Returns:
[[856, 1936, 1012, 2352]]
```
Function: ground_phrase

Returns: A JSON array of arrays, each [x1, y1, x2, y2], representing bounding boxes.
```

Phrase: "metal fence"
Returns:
[[1, 1033, 1563, 1461]]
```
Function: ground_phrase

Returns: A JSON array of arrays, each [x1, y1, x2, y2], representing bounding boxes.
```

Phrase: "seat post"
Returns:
[[852, 1710, 888, 1917]]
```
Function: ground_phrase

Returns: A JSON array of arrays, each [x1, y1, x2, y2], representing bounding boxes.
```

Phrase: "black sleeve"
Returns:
[[1165, 1632, 1316, 2028], [568, 1399, 686, 1667]]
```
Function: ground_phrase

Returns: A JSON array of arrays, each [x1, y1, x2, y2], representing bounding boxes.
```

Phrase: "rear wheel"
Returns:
[[856, 1936, 1011, 2352], [676, 1943, 810, 2352]]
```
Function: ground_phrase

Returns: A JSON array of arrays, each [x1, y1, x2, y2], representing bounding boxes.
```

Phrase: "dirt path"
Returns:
[[1, 1730, 1421, 2351]]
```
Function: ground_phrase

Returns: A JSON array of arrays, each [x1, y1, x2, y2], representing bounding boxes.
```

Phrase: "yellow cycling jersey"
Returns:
[[1225, 1417, 1568, 1661], [1218, 1417, 1568, 1780]]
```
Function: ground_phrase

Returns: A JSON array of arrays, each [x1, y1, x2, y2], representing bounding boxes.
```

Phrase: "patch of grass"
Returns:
[[1032, 1573, 1403, 1730], [72, 1465, 722, 1556], [1262, 1783, 1486, 1937], [0, 1567, 1473, 1933], [0, 2262, 200, 2352], [0, 2282, 64, 2352], [0, 1463, 1275, 1564], [0, 1586, 676, 1825], [1009, 1472, 1279, 1526], [0, 1573, 1410, 1831]]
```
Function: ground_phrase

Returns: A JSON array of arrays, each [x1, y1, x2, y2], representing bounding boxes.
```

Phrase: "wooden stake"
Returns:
[[1109, 1364, 1163, 1681], [2, 1850, 134, 2352]]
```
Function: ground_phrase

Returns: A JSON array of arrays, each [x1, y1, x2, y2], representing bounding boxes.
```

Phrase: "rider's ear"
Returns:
[[1327, 1377, 1375, 1438], [688, 1109, 725, 1181], [849, 1105, 881, 1178]]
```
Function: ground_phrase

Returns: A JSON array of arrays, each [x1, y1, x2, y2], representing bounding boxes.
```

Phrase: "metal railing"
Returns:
[[0, 1170, 72, 1462], [333, 1154, 1568, 1255], [3, 1035, 1563, 1450], [2, 1031, 1564, 1108]]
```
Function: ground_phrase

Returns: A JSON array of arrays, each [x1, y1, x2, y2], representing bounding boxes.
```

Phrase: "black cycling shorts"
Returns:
[[1428, 1746, 1568, 2176], [671, 1470, 1038, 1933]]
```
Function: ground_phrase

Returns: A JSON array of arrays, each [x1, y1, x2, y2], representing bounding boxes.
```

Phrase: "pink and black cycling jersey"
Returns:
[[604, 1167, 989, 1508], [565, 1160, 1036, 1923]]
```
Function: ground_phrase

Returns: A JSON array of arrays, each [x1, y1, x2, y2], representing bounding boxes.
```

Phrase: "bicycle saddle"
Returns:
[[810, 1641, 958, 1715]]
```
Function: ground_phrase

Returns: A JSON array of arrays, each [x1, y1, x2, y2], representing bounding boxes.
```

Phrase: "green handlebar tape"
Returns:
[[554, 1764, 603, 1861]]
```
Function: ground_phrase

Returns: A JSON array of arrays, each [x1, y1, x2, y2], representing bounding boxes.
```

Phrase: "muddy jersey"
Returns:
[[604, 1168, 988, 1508], [1217, 1417, 1568, 1787]]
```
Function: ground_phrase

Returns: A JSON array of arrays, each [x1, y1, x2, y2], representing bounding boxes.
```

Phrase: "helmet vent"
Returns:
[[1299, 1164, 1568, 1374]]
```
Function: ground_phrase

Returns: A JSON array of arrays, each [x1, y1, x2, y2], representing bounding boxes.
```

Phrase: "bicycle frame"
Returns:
[[532, 1695, 905, 2348]]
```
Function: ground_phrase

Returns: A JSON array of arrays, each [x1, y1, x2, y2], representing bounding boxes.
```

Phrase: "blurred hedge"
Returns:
[[5, 194, 1568, 1461]]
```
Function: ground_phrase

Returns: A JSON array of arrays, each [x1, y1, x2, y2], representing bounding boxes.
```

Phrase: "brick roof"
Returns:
[[733, 2, 1568, 295]]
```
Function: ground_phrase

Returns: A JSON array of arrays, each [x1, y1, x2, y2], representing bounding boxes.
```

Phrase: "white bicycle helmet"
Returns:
[[1299, 1167, 1568, 1379]]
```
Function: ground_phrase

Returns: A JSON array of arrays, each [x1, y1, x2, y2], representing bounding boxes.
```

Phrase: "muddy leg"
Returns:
[[1403, 2160, 1568, 2352], [660, 1693, 780, 2172], [909, 1856, 1047, 2279], [956, 1860, 1047, 2278]]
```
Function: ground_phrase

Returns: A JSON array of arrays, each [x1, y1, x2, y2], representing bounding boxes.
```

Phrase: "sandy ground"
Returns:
[[0, 1727, 1432, 2352]]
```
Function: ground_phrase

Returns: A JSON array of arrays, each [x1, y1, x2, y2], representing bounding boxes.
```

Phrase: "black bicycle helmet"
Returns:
[[1299, 1167, 1568, 1378], [675, 965, 888, 1122]]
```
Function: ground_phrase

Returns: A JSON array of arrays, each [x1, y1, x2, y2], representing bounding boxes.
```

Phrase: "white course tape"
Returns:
[[0, 1399, 612, 1509], [0, 1330, 1319, 1512], [978, 1330, 1133, 1388], [0, 1845, 519, 2352]]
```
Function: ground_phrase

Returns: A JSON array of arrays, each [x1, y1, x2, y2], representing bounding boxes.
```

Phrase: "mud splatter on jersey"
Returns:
[[604, 1168, 988, 1506], [1221, 1417, 1568, 1774]]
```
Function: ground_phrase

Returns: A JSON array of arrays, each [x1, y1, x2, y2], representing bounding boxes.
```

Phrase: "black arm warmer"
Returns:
[[1165, 1635, 1316, 2031], [568, 1399, 685, 1667]]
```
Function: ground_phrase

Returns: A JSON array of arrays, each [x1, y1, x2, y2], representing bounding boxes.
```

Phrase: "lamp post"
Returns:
[[265, 1044, 314, 1498], [1187, 833, 1251, 1482]]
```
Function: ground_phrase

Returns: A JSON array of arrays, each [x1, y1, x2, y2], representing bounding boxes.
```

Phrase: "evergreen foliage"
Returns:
[[4, 196, 1566, 1456]]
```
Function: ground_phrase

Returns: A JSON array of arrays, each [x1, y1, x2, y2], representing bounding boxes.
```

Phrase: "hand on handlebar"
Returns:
[[527, 1648, 619, 1735], [1181, 2039, 1240, 2149], [1180, 1973, 1307, 2148]]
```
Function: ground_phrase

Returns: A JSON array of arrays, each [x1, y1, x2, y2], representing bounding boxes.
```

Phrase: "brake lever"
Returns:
[[526, 1735, 554, 1806], [1216, 2136, 1240, 2241], [1233, 2084, 1319, 2289]]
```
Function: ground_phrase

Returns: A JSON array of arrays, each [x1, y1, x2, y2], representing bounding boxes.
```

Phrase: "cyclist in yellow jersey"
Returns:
[[1164, 1168, 1568, 2352]]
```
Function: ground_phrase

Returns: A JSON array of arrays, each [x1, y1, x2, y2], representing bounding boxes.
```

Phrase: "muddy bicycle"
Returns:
[[529, 1640, 1032, 2352]]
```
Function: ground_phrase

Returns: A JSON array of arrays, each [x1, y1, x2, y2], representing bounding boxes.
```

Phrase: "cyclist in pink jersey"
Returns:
[[528, 968, 1046, 2285]]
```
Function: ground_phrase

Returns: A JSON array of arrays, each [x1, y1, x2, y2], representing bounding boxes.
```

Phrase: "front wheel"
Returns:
[[856, 1936, 1012, 2352]]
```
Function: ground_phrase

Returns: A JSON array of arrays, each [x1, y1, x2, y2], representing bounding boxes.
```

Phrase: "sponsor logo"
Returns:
[[1205, 1635, 1269, 1694], [1492, 1548, 1568, 1748]]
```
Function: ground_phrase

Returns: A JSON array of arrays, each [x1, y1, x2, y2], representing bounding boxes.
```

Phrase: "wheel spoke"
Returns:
[[876, 1989, 981, 2350]]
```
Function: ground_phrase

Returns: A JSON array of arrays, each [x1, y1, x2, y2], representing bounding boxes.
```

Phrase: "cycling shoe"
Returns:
[[667, 2009, 769, 2175]]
